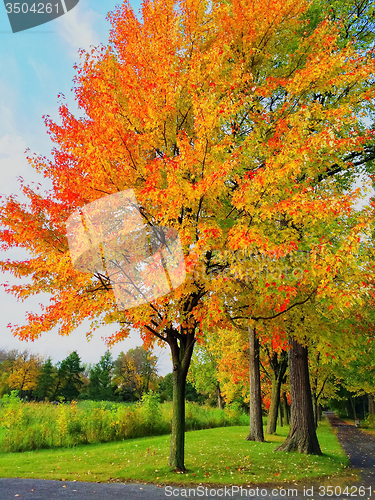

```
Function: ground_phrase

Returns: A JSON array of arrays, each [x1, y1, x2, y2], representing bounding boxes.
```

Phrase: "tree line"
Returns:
[[0, 347, 158, 402], [0, 346, 210, 404]]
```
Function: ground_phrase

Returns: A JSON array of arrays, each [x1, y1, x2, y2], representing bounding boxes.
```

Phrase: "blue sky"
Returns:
[[0, 0, 172, 373]]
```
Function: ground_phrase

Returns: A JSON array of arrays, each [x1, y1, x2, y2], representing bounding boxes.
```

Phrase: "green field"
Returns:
[[0, 396, 247, 452], [0, 419, 348, 485]]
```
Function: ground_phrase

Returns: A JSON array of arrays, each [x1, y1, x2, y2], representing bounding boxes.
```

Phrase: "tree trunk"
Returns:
[[169, 364, 186, 471], [276, 338, 321, 454], [363, 395, 366, 420], [266, 376, 283, 434], [217, 383, 224, 410], [349, 394, 357, 419], [312, 391, 318, 429], [266, 352, 288, 435], [318, 404, 322, 422], [369, 394, 375, 415], [246, 325, 264, 442], [282, 391, 290, 425], [167, 328, 195, 471], [278, 399, 283, 427]]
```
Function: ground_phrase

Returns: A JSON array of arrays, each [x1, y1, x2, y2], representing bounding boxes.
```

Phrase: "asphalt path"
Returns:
[[0, 413, 374, 500], [0, 478, 167, 500]]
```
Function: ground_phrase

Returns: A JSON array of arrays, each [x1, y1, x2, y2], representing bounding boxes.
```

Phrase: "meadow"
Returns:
[[0, 391, 247, 452], [0, 421, 348, 485], [0, 392, 349, 485]]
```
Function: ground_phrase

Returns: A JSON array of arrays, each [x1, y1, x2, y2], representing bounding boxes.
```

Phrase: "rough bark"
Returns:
[[167, 328, 195, 471], [266, 351, 288, 435], [246, 325, 264, 442], [170, 364, 185, 470], [276, 338, 322, 454]]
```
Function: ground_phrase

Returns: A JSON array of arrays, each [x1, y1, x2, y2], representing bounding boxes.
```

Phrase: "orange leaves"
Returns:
[[1, 0, 375, 363]]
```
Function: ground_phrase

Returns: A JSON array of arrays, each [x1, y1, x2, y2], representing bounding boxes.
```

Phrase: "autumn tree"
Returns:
[[127, 347, 158, 396], [0, 349, 20, 397], [113, 351, 140, 401], [113, 347, 158, 401], [7, 352, 43, 398], [205, 0, 375, 450]]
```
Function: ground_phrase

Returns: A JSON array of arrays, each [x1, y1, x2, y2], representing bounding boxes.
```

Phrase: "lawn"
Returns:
[[0, 418, 349, 485]]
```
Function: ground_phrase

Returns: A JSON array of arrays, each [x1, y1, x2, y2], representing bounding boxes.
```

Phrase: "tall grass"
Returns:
[[0, 392, 248, 452]]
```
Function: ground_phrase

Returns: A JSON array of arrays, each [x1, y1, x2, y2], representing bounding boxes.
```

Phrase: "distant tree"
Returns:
[[0, 349, 20, 396], [188, 344, 224, 408], [114, 347, 158, 401], [0, 349, 19, 363], [56, 351, 85, 401], [7, 352, 43, 399], [33, 358, 56, 401], [88, 351, 116, 401], [158, 373, 173, 402]]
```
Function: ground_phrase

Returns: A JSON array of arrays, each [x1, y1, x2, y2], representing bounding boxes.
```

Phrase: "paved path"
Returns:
[[326, 412, 375, 486], [0, 415, 374, 499], [0, 478, 167, 500]]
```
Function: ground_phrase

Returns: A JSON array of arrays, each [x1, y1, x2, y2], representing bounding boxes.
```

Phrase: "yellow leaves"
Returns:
[[1, 0, 375, 360], [7, 354, 43, 392]]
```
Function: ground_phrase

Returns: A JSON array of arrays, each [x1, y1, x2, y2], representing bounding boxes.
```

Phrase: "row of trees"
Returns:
[[189, 332, 375, 433], [2, 336, 373, 426], [0, 347, 159, 402], [1, 0, 375, 471]]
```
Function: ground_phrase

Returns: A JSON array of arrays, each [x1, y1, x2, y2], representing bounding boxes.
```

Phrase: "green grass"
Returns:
[[0, 418, 348, 485]]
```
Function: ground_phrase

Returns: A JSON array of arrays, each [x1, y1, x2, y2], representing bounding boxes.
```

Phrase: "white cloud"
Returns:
[[27, 58, 54, 91], [0, 131, 53, 201], [56, 1, 101, 57], [0, 79, 19, 138], [0, 134, 30, 197], [0, 134, 26, 159], [0, 292, 172, 373]]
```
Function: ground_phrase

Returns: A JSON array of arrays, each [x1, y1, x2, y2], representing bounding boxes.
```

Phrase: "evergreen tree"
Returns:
[[57, 351, 85, 401], [88, 351, 116, 401], [33, 358, 56, 401]]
